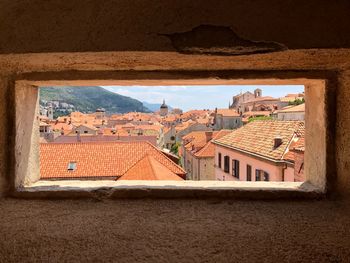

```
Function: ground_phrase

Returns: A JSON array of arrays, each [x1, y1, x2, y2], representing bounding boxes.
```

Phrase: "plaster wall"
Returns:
[[215, 145, 287, 182], [277, 111, 305, 121], [198, 158, 215, 180]]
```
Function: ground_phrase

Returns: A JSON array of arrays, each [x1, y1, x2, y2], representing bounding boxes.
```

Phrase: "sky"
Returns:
[[102, 85, 304, 111]]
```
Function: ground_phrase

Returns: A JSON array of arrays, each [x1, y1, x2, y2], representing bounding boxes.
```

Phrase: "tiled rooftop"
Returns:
[[195, 130, 232, 158], [214, 121, 304, 161], [119, 155, 183, 180], [244, 96, 279, 103], [40, 141, 185, 180], [183, 130, 231, 158], [216, 109, 240, 117], [278, 103, 305, 113]]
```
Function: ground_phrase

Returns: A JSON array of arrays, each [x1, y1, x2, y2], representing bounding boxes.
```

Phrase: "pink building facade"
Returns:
[[215, 145, 294, 182]]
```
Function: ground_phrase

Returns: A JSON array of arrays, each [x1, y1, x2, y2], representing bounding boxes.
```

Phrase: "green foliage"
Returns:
[[248, 116, 273, 123], [288, 98, 305, 106], [40, 86, 150, 114], [171, 142, 181, 156]]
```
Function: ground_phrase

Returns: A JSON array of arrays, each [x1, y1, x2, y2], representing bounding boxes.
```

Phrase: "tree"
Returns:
[[288, 98, 305, 106], [248, 116, 273, 123], [171, 142, 181, 156]]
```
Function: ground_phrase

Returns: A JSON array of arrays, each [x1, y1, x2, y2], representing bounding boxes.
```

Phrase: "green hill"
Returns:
[[40, 86, 150, 115]]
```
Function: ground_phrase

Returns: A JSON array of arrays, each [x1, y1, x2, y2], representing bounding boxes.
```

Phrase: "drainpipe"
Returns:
[[282, 163, 287, 181]]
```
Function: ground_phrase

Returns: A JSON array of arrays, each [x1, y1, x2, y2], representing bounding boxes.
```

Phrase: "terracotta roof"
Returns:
[[39, 121, 50, 127], [244, 96, 278, 103], [53, 135, 158, 145], [293, 137, 305, 152], [119, 155, 183, 180], [183, 131, 210, 151], [278, 103, 305, 113], [76, 123, 98, 131], [175, 120, 195, 131], [52, 123, 74, 134], [216, 109, 240, 117], [195, 130, 232, 158], [282, 150, 295, 162], [40, 141, 185, 180], [214, 121, 304, 161]]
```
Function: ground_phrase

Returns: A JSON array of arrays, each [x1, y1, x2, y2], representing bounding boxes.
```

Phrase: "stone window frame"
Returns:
[[10, 69, 331, 199]]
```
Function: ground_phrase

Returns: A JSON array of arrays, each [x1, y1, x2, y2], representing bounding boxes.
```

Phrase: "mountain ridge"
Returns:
[[39, 86, 150, 114]]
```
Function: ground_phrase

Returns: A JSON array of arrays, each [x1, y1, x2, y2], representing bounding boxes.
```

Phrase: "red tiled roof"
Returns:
[[183, 131, 210, 151], [244, 96, 279, 103], [277, 103, 305, 113], [195, 130, 232, 158], [214, 121, 304, 161], [40, 141, 185, 180], [293, 137, 305, 152], [119, 155, 183, 180], [216, 109, 240, 117]]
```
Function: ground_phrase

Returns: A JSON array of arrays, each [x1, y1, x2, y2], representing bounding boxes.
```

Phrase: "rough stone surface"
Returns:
[[1, 1, 350, 54], [0, 78, 7, 196], [336, 70, 350, 195], [0, 198, 350, 262], [0, 2, 350, 261], [161, 25, 287, 55]]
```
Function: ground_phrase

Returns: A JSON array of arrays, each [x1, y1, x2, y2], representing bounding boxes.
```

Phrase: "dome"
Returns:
[[160, 99, 168, 109]]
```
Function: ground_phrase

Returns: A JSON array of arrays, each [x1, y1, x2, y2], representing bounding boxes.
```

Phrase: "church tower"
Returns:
[[160, 99, 168, 116], [254, 88, 262, 98]]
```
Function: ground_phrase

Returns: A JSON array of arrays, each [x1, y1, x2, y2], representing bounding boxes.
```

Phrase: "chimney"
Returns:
[[205, 131, 213, 142], [274, 136, 283, 148]]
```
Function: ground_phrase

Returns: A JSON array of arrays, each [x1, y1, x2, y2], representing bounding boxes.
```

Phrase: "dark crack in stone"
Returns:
[[161, 25, 287, 56]]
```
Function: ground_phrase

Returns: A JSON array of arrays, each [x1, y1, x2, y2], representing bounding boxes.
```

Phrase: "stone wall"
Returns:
[[0, 0, 350, 54], [0, 1, 350, 261]]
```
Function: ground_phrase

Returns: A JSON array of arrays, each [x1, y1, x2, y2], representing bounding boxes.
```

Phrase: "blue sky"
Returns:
[[102, 85, 304, 111]]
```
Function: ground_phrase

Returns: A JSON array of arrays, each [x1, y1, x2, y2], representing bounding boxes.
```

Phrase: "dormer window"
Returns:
[[67, 162, 77, 171]]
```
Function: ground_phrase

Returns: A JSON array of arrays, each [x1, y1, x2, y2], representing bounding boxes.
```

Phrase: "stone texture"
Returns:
[[0, 198, 350, 262], [0, 1, 350, 54], [336, 71, 350, 196], [0, 1, 350, 261], [0, 77, 8, 196], [15, 83, 40, 187]]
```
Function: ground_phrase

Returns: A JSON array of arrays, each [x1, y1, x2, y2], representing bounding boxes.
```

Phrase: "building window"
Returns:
[[232, 159, 240, 179], [218, 153, 222, 168], [255, 169, 269, 181], [67, 162, 77, 171], [224, 156, 230, 173], [247, 165, 252, 181], [84, 131, 88, 134]]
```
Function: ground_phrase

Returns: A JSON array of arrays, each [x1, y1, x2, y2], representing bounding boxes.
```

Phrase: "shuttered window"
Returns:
[[232, 160, 240, 179], [224, 156, 230, 173]]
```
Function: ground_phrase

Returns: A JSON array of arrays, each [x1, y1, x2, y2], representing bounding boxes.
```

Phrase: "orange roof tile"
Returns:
[[195, 130, 232, 158], [119, 155, 183, 180], [278, 103, 305, 113], [244, 96, 278, 103], [216, 109, 240, 117], [40, 141, 185, 180], [183, 131, 210, 151], [214, 121, 304, 161]]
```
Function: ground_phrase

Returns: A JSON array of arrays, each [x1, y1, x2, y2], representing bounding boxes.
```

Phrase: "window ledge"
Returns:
[[13, 180, 324, 200]]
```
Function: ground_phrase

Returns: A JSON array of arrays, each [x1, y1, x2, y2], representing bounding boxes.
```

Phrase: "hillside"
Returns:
[[40, 86, 150, 114]]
